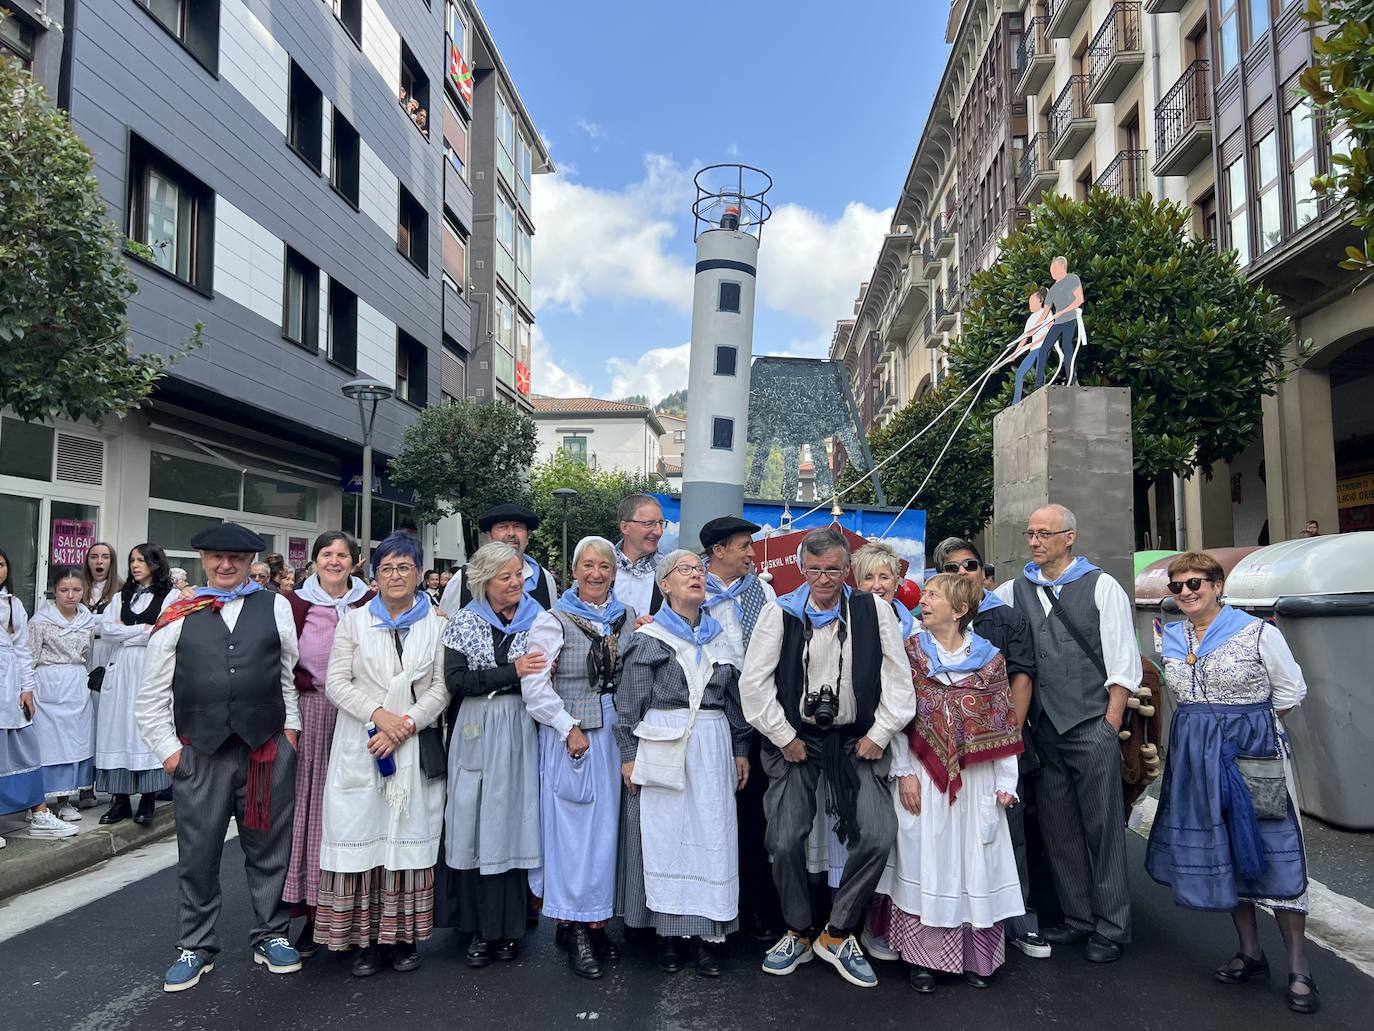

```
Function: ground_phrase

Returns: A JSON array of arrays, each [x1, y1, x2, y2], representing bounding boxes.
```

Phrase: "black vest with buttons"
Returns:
[[171, 591, 284, 752]]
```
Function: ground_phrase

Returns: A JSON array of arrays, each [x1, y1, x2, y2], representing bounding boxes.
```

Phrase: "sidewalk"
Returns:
[[0, 794, 176, 903]]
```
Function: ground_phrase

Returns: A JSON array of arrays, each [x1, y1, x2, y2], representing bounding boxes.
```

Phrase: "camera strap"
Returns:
[[801, 593, 848, 701]]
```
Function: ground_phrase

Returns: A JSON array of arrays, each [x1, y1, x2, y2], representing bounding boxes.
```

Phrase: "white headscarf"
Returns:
[[295, 574, 370, 614]]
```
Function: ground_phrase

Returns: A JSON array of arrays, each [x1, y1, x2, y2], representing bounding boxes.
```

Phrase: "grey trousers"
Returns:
[[174, 735, 297, 956], [1034, 715, 1131, 943], [761, 736, 894, 935]]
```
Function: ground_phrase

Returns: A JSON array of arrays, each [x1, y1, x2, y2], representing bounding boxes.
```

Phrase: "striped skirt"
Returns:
[[282, 690, 337, 909], [314, 866, 435, 949], [888, 907, 1005, 976]]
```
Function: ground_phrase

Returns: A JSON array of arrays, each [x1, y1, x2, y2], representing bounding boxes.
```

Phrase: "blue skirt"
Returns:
[[1, 726, 45, 814], [1145, 701, 1306, 910]]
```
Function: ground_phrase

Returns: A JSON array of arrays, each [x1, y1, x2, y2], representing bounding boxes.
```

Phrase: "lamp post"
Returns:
[[552, 487, 577, 588], [341, 377, 395, 570]]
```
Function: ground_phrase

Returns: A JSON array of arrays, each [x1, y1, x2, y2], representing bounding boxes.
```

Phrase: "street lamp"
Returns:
[[552, 487, 577, 588], [341, 377, 394, 569]]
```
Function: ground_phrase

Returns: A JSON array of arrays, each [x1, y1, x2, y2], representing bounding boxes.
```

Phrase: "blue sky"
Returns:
[[481, 0, 951, 400]]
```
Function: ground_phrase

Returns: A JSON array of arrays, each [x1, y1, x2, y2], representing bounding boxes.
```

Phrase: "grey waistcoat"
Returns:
[[1012, 571, 1106, 734], [550, 608, 637, 730]]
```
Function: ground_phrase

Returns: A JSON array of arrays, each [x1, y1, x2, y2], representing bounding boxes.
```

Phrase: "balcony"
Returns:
[[922, 310, 935, 347], [889, 261, 929, 339], [1095, 149, 1147, 199], [933, 215, 956, 259], [1049, 76, 1094, 161], [1086, 3, 1144, 105], [1153, 59, 1213, 177], [1047, 0, 1090, 39], [934, 289, 957, 334], [1016, 18, 1054, 97], [921, 240, 944, 279], [1017, 132, 1059, 206], [1144, 0, 1186, 12]]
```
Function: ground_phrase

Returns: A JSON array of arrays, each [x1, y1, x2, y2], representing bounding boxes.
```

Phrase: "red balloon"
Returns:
[[895, 579, 922, 610]]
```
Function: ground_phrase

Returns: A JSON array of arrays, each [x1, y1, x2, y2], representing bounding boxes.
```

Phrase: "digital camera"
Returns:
[[803, 684, 838, 728]]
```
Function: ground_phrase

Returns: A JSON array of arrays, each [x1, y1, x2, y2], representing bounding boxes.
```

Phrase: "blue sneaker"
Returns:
[[814, 931, 878, 988], [164, 949, 213, 993], [252, 936, 302, 974], [761, 931, 814, 975]]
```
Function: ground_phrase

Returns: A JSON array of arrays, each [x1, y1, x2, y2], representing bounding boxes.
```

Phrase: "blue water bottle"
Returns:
[[366, 722, 396, 777]]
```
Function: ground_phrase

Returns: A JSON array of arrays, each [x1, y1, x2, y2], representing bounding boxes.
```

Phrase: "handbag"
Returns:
[[393, 629, 447, 780], [87, 666, 106, 692]]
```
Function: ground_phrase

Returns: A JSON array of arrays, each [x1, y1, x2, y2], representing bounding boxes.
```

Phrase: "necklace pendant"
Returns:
[[1185, 652, 1197, 666]]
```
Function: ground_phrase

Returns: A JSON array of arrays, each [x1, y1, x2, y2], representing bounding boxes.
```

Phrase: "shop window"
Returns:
[[149, 451, 240, 509], [0, 418, 54, 482], [244, 472, 318, 521]]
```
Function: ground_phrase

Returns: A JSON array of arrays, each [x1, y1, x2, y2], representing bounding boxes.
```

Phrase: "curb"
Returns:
[[0, 804, 177, 902]]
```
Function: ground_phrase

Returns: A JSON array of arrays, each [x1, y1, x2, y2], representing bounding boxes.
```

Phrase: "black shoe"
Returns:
[[745, 913, 781, 942], [568, 925, 603, 980], [1287, 972, 1320, 1014], [695, 938, 725, 977], [466, 935, 492, 968], [909, 966, 936, 993], [624, 924, 654, 944], [154, 787, 174, 801], [1213, 951, 1268, 984], [1084, 933, 1123, 964], [294, 922, 319, 960], [99, 795, 132, 825], [391, 941, 421, 973], [657, 936, 685, 973], [352, 945, 385, 977], [1041, 925, 1091, 946], [555, 923, 571, 949], [492, 938, 519, 961], [133, 793, 157, 825], [590, 927, 621, 962], [963, 970, 990, 988]]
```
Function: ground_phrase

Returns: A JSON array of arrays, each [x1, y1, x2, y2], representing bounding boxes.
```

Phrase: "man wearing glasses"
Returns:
[[993, 504, 1141, 964], [439, 503, 558, 615], [739, 527, 914, 989], [612, 494, 666, 616]]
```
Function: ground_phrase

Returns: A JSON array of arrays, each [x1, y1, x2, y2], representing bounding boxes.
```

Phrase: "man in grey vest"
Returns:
[[995, 504, 1140, 963], [136, 522, 302, 992]]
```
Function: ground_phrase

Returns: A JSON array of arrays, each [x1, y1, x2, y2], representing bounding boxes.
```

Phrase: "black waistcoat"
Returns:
[[122, 588, 169, 626], [774, 590, 881, 737], [172, 591, 284, 752]]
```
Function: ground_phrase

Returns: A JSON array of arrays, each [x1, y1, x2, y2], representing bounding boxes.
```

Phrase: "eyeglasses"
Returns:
[[377, 564, 417, 579], [941, 559, 982, 573], [1024, 529, 1072, 542], [802, 567, 848, 581], [671, 563, 706, 578], [1167, 577, 1218, 595], [625, 518, 668, 530]]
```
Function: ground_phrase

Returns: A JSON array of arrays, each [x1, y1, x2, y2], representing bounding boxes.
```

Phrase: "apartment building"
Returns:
[[530, 397, 664, 478]]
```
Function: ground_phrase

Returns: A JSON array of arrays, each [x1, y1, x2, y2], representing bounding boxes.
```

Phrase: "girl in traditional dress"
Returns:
[[95, 543, 175, 825], [1145, 551, 1318, 1014], [282, 531, 374, 956], [28, 568, 97, 822], [882, 573, 1024, 993], [615, 548, 751, 978]]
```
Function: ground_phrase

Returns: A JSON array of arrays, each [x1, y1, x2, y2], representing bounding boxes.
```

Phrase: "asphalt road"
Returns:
[[2, 836, 1369, 1031]]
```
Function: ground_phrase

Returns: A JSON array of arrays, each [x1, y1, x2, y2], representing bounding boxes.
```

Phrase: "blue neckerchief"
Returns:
[[194, 580, 264, 603], [1023, 555, 1101, 596], [703, 571, 754, 621], [368, 592, 431, 636], [1162, 605, 1257, 661], [776, 583, 851, 629], [918, 629, 1000, 677], [892, 599, 915, 638], [653, 604, 722, 659], [553, 583, 626, 637], [467, 592, 542, 637], [978, 589, 1007, 613], [522, 555, 541, 592]]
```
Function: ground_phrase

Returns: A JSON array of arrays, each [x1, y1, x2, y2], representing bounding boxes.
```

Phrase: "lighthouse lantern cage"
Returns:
[[692, 164, 773, 242]]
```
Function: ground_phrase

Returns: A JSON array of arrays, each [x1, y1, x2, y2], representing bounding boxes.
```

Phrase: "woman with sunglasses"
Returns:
[[536, 536, 637, 979], [1144, 552, 1317, 1014]]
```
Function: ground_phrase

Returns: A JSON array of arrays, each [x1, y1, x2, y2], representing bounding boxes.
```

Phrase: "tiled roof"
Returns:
[[530, 395, 652, 415]]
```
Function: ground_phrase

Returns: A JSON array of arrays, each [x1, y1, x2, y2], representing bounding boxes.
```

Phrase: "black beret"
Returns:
[[190, 521, 267, 554], [699, 515, 761, 551], [479, 503, 540, 533]]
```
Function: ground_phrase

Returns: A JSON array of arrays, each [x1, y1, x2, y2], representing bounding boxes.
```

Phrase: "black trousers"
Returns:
[[736, 732, 782, 928]]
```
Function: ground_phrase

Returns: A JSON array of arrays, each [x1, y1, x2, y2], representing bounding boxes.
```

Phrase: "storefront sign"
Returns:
[[1337, 472, 1374, 509], [449, 43, 473, 109], [51, 518, 96, 565], [516, 361, 531, 396], [288, 537, 309, 569]]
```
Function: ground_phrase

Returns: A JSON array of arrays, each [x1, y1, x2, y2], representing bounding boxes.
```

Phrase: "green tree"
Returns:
[[528, 450, 664, 576], [1299, 0, 1374, 275], [617, 394, 651, 407], [388, 400, 537, 551], [0, 49, 199, 424], [657, 388, 688, 417]]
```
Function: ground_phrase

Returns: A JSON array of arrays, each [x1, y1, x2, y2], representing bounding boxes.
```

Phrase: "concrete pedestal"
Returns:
[[992, 386, 1135, 593]]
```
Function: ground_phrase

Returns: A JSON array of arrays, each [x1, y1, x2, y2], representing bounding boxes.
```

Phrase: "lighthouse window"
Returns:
[[711, 417, 734, 451], [717, 281, 741, 313], [714, 346, 737, 377]]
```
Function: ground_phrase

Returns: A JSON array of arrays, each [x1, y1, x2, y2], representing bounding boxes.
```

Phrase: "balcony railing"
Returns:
[[1086, 3, 1144, 105], [933, 213, 956, 258], [1049, 75, 1093, 160], [1095, 149, 1148, 199], [1016, 17, 1054, 96], [1017, 132, 1058, 205], [923, 310, 933, 342], [1047, 0, 1090, 39], [1154, 59, 1213, 176]]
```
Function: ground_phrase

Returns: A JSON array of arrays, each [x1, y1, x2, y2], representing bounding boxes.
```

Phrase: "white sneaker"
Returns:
[[0, 835, 6, 849], [860, 928, 901, 962], [57, 804, 82, 822], [28, 810, 79, 838]]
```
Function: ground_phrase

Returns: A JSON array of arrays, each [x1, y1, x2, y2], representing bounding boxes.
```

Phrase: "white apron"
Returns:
[[33, 665, 94, 766], [95, 591, 168, 772]]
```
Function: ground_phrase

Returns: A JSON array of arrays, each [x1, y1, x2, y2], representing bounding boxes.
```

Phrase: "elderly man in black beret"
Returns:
[[136, 522, 302, 992], [438, 503, 558, 615]]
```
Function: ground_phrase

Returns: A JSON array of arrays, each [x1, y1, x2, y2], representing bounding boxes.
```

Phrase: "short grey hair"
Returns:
[[572, 535, 616, 567], [851, 541, 902, 583], [655, 548, 700, 584], [465, 541, 524, 600], [1032, 503, 1077, 533], [617, 493, 660, 523], [932, 536, 982, 568], [800, 526, 850, 563], [1051, 254, 1068, 269]]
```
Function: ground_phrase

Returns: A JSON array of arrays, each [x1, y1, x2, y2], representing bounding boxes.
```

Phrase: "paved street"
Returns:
[[1, 834, 1369, 1031]]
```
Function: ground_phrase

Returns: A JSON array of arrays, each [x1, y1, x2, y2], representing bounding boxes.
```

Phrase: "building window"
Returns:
[[328, 279, 358, 370], [1255, 131, 1280, 253], [135, 0, 218, 74], [1224, 155, 1249, 266], [711, 417, 734, 451], [331, 109, 360, 207], [673, 429, 685, 443], [518, 133, 533, 184], [441, 342, 465, 402], [126, 135, 213, 292], [495, 293, 515, 386], [244, 472, 317, 521], [714, 346, 738, 377], [496, 192, 516, 286], [397, 185, 428, 274], [1288, 98, 1319, 230], [516, 317, 532, 390], [718, 281, 741, 313], [399, 42, 429, 137], [563, 436, 588, 465], [444, 99, 468, 178], [282, 247, 319, 349], [442, 218, 467, 285], [447, 0, 467, 55], [150, 451, 242, 509], [332, 0, 362, 46], [0, 417, 54, 481], [396, 331, 428, 405], [287, 61, 323, 172], [516, 223, 532, 308], [1217, 0, 1239, 76], [496, 93, 515, 185], [0, 14, 36, 71], [1247, 0, 1270, 47]]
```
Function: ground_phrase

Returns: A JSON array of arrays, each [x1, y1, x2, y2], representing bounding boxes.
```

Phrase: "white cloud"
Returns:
[[607, 343, 691, 402], [574, 118, 606, 140], [530, 325, 591, 398]]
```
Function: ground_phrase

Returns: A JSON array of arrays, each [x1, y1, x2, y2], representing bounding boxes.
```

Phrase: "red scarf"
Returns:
[[152, 595, 222, 633], [905, 643, 1023, 804]]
